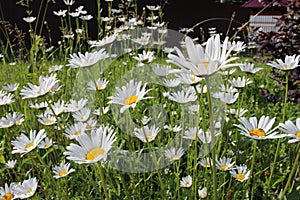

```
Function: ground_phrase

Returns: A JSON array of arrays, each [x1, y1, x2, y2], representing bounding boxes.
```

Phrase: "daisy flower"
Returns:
[[29, 101, 49, 109], [67, 49, 109, 68], [279, 118, 300, 143], [218, 68, 236, 76], [53, 9, 67, 17], [163, 79, 181, 88], [267, 54, 300, 70], [234, 116, 285, 140], [90, 34, 117, 47], [198, 187, 208, 199], [0, 183, 20, 200], [53, 162, 75, 179], [134, 124, 160, 143], [0, 112, 24, 128], [37, 113, 56, 126], [63, 0, 75, 6], [0, 92, 14, 105], [228, 76, 252, 89], [152, 65, 176, 76], [6, 160, 17, 169], [168, 87, 197, 104], [197, 129, 221, 144], [87, 78, 109, 91], [46, 100, 66, 116], [230, 164, 250, 182], [23, 16, 36, 23], [216, 157, 235, 171], [49, 65, 63, 73], [64, 125, 117, 164], [131, 36, 150, 46], [146, 5, 161, 11], [180, 175, 192, 188], [38, 137, 53, 149], [133, 50, 155, 66], [93, 106, 110, 116], [80, 15, 93, 21], [140, 116, 151, 125], [167, 34, 240, 77], [165, 147, 185, 161], [72, 108, 91, 122], [65, 99, 88, 112], [200, 158, 212, 168], [183, 127, 201, 140], [65, 122, 87, 139], [239, 63, 262, 74], [20, 74, 59, 99], [108, 80, 151, 113], [213, 91, 239, 105], [176, 72, 203, 85], [227, 40, 246, 52], [11, 129, 46, 156], [17, 177, 38, 199], [2, 83, 19, 92], [164, 125, 182, 132]]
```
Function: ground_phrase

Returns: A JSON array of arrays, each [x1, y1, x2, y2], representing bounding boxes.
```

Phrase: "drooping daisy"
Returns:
[[20, 74, 59, 99], [134, 124, 160, 143], [65, 122, 87, 140], [230, 164, 250, 182], [38, 137, 53, 149], [0, 183, 20, 200], [165, 147, 185, 161], [163, 79, 181, 88], [64, 125, 116, 164], [234, 116, 284, 140], [23, 16, 36, 23], [53, 162, 75, 179], [5, 160, 17, 169], [11, 129, 46, 156], [167, 34, 240, 77], [2, 84, 19, 92], [279, 118, 300, 143], [216, 157, 235, 171], [267, 54, 300, 70], [87, 78, 109, 91], [180, 175, 192, 188], [17, 177, 38, 199], [108, 80, 152, 113], [239, 63, 262, 74], [228, 76, 252, 89], [168, 87, 197, 104], [67, 49, 109, 68]]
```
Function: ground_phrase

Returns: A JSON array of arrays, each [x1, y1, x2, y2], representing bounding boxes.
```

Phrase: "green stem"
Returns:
[[97, 164, 109, 199], [268, 73, 289, 187], [205, 77, 217, 200], [247, 140, 258, 200], [279, 143, 300, 200]]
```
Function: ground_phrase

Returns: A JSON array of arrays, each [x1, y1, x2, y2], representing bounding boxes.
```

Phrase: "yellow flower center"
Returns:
[[221, 165, 228, 171], [141, 38, 148, 44], [236, 173, 245, 181], [171, 154, 180, 160], [146, 135, 153, 141], [44, 144, 51, 148], [203, 163, 211, 168], [191, 133, 197, 140], [124, 95, 138, 105], [86, 147, 105, 160], [201, 62, 209, 68], [74, 131, 81, 136], [191, 77, 196, 83], [27, 189, 33, 195], [295, 132, 300, 138], [15, 121, 22, 125], [45, 119, 54, 125], [2, 193, 14, 200], [250, 128, 266, 137], [59, 170, 68, 177], [25, 142, 35, 150], [97, 84, 103, 90], [51, 88, 57, 92], [86, 124, 92, 130]]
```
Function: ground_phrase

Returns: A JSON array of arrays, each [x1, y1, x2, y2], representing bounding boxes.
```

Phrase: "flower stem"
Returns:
[[268, 73, 289, 187], [279, 143, 300, 200], [247, 140, 257, 200]]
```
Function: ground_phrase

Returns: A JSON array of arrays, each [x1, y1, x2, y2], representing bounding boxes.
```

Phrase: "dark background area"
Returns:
[[0, 0, 250, 48]]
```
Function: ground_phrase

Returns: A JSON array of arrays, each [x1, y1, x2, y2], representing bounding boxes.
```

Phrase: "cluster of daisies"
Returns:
[[1, 11, 300, 198]]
